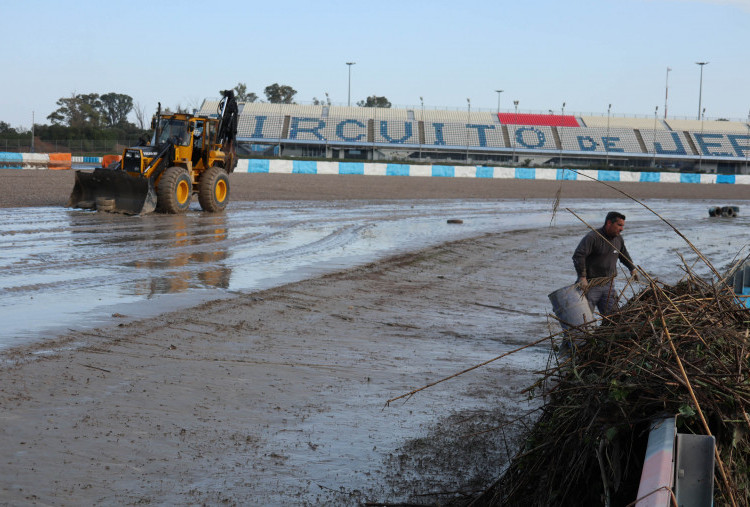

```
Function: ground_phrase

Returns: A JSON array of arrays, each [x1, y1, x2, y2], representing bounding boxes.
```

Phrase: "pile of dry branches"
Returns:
[[479, 272, 750, 506]]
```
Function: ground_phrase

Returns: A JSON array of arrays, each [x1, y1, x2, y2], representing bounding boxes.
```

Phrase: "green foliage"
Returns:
[[357, 95, 391, 108], [608, 379, 629, 402], [264, 83, 297, 104], [47, 92, 103, 127], [232, 83, 257, 103], [46, 92, 136, 129], [0, 121, 30, 143], [605, 426, 618, 441], [0, 121, 20, 135], [99, 93, 134, 127], [678, 404, 696, 418]]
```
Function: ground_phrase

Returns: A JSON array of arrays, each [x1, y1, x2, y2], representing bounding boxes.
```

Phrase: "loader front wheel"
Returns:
[[157, 166, 192, 214], [198, 166, 230, 212]]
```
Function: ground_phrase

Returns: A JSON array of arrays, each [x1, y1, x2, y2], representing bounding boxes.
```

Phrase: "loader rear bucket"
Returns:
[[67, 169, 157, 215]]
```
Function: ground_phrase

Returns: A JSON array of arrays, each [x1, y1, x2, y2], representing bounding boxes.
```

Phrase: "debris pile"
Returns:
[[479, 272, 750, 506]]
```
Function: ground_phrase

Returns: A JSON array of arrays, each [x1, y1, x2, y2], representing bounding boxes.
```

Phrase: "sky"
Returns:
[[2, 0, 749, 129]]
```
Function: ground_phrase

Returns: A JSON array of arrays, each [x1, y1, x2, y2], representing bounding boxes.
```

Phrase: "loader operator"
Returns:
[[192, 123, 204, 165], [572, 211, 638, 316], [158, 120, 188, 146]]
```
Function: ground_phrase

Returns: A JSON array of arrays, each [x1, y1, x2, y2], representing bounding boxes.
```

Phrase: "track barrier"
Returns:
[[2, 153, 750, 185]]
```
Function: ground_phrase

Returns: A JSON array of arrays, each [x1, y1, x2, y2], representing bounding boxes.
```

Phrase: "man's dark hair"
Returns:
[[605, 211, 626, 224]]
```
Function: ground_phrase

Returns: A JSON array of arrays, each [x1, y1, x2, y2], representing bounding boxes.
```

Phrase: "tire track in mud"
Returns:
[[3, 200, 545, 347], [0, 211, 369, 297], [2, 198, 740, 349]]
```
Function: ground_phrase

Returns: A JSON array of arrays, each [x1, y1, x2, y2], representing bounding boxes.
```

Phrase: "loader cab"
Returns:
[[189, 118, 219, 169], [191, 119, 205, 166], [154, 118, 190, 147]]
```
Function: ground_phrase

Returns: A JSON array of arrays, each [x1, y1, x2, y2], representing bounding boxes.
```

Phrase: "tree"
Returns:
[[357, 96, 391, 108], [99, 92, 134, 127], [0, 121, 14, 134], [133, 101, 150, 130], [312, 93, 331, 106], [47, 92, 103, 127], [264, 83, 297, 104], [233, 82, 257, 103]]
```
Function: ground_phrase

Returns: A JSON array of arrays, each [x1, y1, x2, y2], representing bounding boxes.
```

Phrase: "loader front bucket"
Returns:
[[67, 168, 157, 215]]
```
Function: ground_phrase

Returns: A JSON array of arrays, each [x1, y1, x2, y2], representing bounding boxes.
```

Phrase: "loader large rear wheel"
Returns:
[[157, 166, 192, 214], [198, 166, 230, 212]]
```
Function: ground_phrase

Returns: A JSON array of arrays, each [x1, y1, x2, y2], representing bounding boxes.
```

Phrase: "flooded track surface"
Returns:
[[1, 198, 748, 350]]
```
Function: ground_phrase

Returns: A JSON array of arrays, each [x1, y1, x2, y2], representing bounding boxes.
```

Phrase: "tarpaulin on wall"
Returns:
[[498, 113, 579, 127]]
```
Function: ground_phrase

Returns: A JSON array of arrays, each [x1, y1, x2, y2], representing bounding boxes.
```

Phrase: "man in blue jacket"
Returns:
[[572, 211, 638, 315]]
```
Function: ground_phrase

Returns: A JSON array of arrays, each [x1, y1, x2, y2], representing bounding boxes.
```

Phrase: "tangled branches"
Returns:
[[480, 273, 750, 506]]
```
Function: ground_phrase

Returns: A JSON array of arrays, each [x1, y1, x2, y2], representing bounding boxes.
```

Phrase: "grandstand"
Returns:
[[198, 102, 750, 174]]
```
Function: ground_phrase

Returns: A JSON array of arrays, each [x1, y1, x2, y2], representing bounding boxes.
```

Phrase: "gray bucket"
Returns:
[[548, 284, 594, 331]]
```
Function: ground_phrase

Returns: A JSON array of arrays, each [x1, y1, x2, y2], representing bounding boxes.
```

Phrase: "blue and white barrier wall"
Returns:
[[2, 153, 750, 185], [0, 152, 72, 169], [234, 159, 750, 185]]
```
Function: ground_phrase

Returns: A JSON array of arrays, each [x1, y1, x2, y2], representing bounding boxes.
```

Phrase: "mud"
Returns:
[[1, 168, 749, 504], [0, 198, 619, 347], [3, 198, 746, 349], [1, 231, 559, 505]]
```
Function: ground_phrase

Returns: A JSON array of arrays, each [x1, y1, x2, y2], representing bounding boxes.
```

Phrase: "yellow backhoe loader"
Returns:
[[68, 90, 238, 214]]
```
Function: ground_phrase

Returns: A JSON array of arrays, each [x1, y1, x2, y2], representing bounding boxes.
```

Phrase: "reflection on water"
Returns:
[[127, 214, 232, 296], [1, 198, 749, 349]]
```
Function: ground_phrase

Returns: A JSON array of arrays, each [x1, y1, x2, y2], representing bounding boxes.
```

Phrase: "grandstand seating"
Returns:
[[328, 106, 378, 120], [667, 118, 750, 133], [582, 116, 667, 130], [559, 127, 642, 154], [643, 130, 693, 156], [373, 120, 417, 145], [688, 130, 750, 157], [509, 125, 557, 150], [197, 100, 221, 116], [424, 121, 505, 148], [467, 112, 500, 124], [709, 121, 750, 133], [196, 100, 750, 166], [420, 110, 475, 122], [240, 103, 289, 115], [238, 115, 285, 139]]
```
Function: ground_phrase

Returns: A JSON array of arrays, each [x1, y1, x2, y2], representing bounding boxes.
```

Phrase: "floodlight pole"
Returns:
[[495, 89, 503, 114], [346, 62, 356, 107], [664, 67, 671, 119], [653, 106, 658, 168], [696, 62, 708, 120], [512, 100, 519, 165], [605, 104, 612, 168], [699, 107, 706, 172], [559, 102, 565, 167], [419, 96, 424, 160], [466, 98, 471, 161]]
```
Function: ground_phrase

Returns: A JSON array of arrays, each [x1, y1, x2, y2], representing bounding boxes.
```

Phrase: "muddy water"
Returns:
[[1, 197, 749, 504], [1, 198, 747, 350]]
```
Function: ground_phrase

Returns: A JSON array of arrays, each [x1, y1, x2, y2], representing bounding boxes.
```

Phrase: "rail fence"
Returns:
[[0, 138, 144, 155]]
